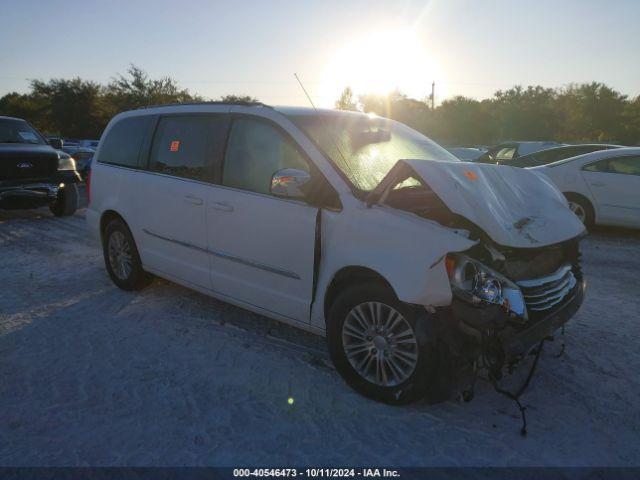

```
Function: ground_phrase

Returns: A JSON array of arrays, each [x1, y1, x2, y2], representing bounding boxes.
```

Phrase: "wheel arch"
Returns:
[[100, 210, 129, 246], [563, 191, 596, 222], [323, 266, 397, 326]]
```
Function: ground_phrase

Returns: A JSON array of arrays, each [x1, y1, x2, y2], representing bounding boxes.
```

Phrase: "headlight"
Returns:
[[58, 154, 76, 171], [446, 254, 527, 319], [474, 271, 503, 303]]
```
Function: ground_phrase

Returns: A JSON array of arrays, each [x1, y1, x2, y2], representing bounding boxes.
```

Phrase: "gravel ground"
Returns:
[[1, 195, 639, 467]]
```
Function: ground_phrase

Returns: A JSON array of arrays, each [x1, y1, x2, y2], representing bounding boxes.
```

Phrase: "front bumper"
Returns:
[[445, 272, 586, 359], [0, 182, 60, 208], [502, 275, 585, 356], [0, 171, 81, 209]]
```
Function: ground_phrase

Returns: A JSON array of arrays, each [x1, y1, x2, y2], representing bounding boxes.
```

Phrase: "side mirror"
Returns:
[[270, 168, 311, 199], [49, 138, 63, 149]]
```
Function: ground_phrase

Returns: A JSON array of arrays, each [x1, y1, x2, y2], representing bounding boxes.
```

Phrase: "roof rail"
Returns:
[[134, 100, 271, 110]]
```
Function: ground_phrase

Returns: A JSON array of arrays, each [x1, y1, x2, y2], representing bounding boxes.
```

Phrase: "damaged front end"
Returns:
[[367, 158, 587, 393], [441, 238, 585, 376], [437, 237, 586, 435]]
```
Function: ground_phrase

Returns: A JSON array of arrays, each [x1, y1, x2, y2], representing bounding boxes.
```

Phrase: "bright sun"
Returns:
[[320, 28, 444, 107]]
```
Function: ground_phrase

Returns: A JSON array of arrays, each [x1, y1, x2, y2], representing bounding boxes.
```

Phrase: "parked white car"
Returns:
[[87, 103, 586, 404], [530, 148, 640, 228]]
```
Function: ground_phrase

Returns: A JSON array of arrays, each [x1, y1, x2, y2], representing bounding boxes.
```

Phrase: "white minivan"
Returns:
[[87, 103, 586, 404]]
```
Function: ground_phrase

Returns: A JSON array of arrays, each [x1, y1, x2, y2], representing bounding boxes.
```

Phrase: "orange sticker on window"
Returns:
[[463, 170, 478, 180], [170, 140, 180, 152]]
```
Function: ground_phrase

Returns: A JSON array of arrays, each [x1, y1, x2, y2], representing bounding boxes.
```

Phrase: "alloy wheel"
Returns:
[[108, 231, 133, 280], [568, 201, 586, 223], [341, 302, 418, 387]]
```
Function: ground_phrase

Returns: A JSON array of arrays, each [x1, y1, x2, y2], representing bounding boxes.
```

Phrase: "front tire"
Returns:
[[49, 184, 79, 217], [326, 282, 442, 405], [565, 193, 594, 228], [103, 218, 152, 291]]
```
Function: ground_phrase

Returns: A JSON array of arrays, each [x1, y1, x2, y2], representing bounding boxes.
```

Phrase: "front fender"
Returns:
[[311, 206, 476, 330]]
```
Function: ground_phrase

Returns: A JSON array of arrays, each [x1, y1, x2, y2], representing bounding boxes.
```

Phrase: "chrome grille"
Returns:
[[517, 264, 577, 312]]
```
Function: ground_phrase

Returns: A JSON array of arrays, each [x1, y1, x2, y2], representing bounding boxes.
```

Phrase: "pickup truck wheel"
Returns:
[[327, 282, 440, 405], [103, 218, 152, 291], [49, 184, 79, 217]]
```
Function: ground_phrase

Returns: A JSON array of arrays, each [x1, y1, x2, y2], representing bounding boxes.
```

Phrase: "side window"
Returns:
[[532, 150, 555, 163], [98, 116, 152, 168], [583, 159, 610, 172], [606, 156, 640, 176], [546, 149, 582, 163], [222, 117, 310, 195], [573, 146, 596, 156], [149, 115, 228, 182], [495, 146, 516, 161]]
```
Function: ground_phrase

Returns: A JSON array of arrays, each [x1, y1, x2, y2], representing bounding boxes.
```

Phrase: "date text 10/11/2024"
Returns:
[[233, 468, 401, 478]]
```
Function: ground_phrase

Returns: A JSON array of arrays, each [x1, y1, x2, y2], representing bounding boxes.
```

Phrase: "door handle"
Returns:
[[184, 195, 204, 205], [590, 181, 605, 187], [211, 201, 234, 212]]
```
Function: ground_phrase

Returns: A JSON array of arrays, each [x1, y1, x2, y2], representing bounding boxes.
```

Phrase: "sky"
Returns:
[[1, 0, 639, 107]]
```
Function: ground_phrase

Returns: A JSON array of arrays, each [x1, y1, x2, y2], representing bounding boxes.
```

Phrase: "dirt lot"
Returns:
[[1, 195, 639, 467]]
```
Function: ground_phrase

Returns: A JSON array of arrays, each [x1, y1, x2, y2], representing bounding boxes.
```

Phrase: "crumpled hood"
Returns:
[[368, 159, 585, 248]]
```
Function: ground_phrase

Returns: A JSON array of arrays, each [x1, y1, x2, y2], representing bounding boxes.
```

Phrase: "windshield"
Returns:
[[286, 111, 459, 192], [0, 118, 46, 145]]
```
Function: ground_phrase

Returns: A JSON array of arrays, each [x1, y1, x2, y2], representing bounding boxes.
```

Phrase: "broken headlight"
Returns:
[[446, 254, 527, 319]]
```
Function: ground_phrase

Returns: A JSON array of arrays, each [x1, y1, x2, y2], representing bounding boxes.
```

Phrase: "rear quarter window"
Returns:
[[97, 115, 153, 168], [583, 159, 610, 172], [607, 156, 640, 176]]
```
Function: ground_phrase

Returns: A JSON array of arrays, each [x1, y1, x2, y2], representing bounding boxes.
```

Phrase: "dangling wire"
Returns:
[[554, 325, 566, 358], [489, 340, 545, 437]]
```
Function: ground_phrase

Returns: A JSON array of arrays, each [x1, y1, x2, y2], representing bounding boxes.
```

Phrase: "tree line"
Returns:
[[336, 84, 640, 146], [1, 64, 638, 146], [0, 65, 256, 140]]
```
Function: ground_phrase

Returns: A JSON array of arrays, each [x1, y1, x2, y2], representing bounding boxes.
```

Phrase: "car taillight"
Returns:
[[86, 169, 92, 204]]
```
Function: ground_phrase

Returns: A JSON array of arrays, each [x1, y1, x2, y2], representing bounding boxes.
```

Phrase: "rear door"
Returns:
[[205, 115, 319, 322], [582, 155, 640, 227], [133, 114, 230, 288]]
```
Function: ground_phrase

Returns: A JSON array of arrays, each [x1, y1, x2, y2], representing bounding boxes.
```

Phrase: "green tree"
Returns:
[[490, 85, 559, 141], [432, 96, 492, 145], [104, 64, 200, 114], [359, 90, 406, 117], [0, 65, 241, 139], [29, 77, 107, 137], [621, 95, 640, 145], [335, 87, 358, 111], [0, 92, 44, 128], [557, 82, 628, 142], [357, 90, 437, 141], [219, 94, 259, 103]]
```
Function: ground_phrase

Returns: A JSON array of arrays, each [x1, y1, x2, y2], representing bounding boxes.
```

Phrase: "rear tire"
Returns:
[[49, 184, 79, 217], [103, 218, 152, 291], [565, 193, 594, 228], [326, 282, 443, 405]]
